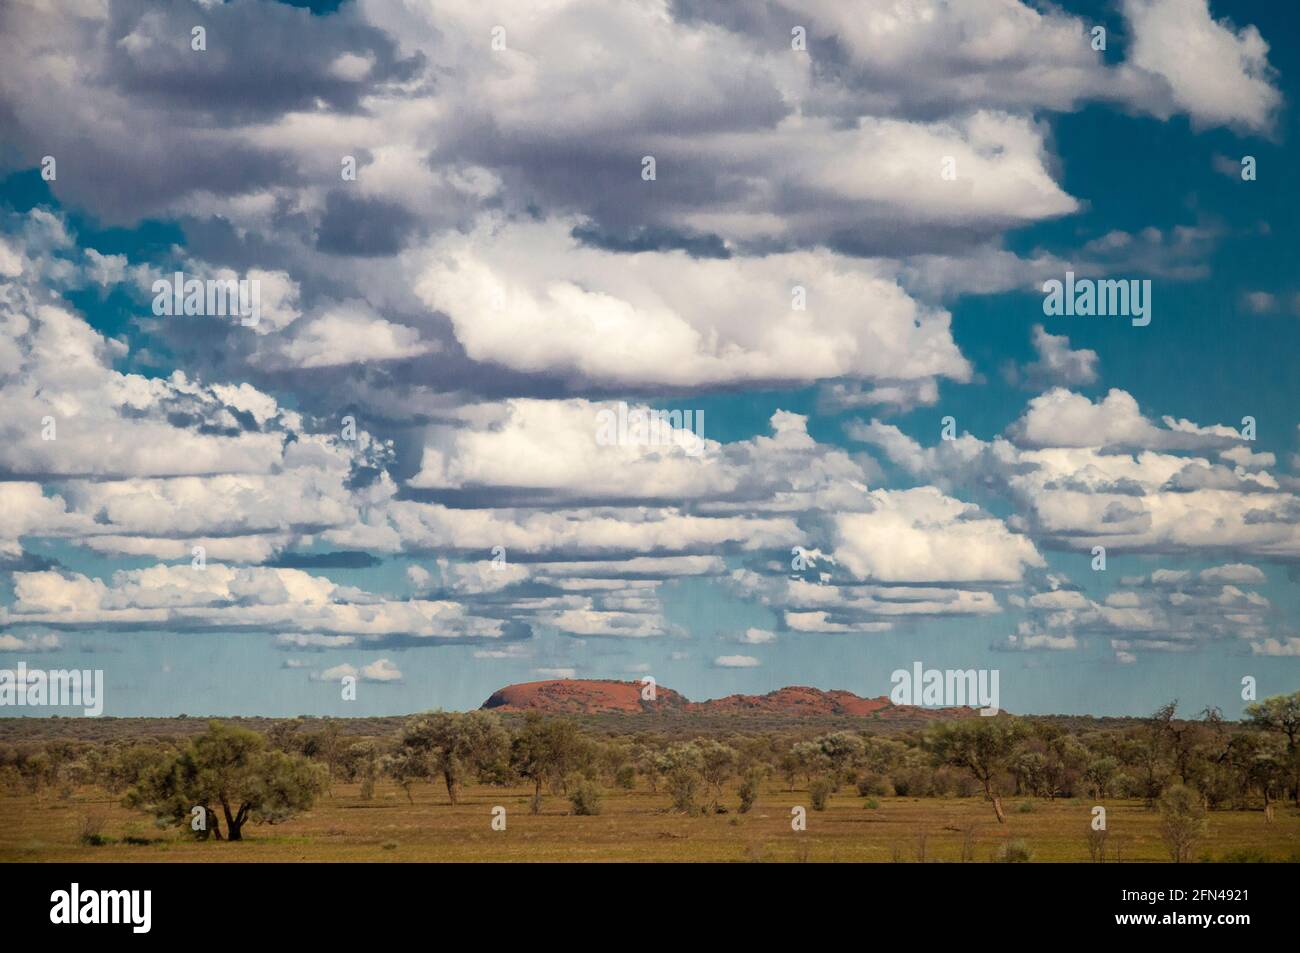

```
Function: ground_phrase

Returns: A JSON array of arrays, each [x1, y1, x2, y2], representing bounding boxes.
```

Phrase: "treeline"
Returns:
[[1, 694, 1296, 839]]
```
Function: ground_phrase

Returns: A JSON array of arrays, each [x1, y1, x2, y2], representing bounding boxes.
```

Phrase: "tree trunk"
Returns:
[[209, 806, 223, 841], [982, 776, 1006, 824], [990, 791, 1006, 824], [222, 801, 242, 841]]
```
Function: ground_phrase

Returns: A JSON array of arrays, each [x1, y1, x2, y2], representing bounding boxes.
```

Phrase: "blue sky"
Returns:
[[0, 0, 1297, 717]]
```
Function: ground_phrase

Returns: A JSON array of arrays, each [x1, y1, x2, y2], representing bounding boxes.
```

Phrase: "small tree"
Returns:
[[809, 776, 835, 811], [658, 743, 705, 815], [126, 722, 326, 841], [1157, 784, 1207, 863], [1084, 756, 1118, 800], [697, 740, 737, 812], [510, 714, 589, 812], [399, 710, 510, 805], [816, 731, 866, 787], [1245, 692, 1300, 803], [569, 779, 603, 816], [738, 768, 764, 814], [1085, 823, 1109, 863], [789, 741, 830, 786], [926, 719, 1025, 823], [383, 747, 425, 803], [349, 741, 380, 800]]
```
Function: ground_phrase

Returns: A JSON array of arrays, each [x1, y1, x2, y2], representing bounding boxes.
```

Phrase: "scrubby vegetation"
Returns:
[[1, 692, 1298, 861]]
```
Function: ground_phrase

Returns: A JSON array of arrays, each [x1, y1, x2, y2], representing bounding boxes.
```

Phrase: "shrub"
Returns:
[[738, 770, 761, 814], [614, 764, 636, 790], [570, 779, 603, 816], [856, 773, 893, 797], [77, 813, 108, 847], [1016, 800, 1034, 814], [1158, 784, 1207, 863], [1110, 772, 1139, 799], [891, 767, 935, 798], [995, 838, 1033, 863], [1218, 848, 1268, 863], [809, 777, 835, 811], [863, 797, 880, 810], [1086, 826, 1109, 863], [949, 772, 979, 799], [660, 744, 705, 815], [668, 771, 702, 815]]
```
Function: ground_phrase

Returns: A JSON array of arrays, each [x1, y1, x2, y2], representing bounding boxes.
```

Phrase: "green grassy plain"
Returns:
[[4, 782, 1298, 863]]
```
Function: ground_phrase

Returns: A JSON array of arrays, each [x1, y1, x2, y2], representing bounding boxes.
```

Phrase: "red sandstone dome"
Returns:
[[481, 679, 687, 714], [481, 679, 984, 718]]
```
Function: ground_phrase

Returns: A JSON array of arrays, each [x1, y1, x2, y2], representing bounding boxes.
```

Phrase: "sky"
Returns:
[[0, 0, 1297, 718]]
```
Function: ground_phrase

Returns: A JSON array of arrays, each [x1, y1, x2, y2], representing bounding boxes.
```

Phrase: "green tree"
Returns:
[[510, 713, 588, 812], [658, 743, 705, 815], [926, 719, 1025, 823], [737, 767, 764, 814], [399, 710, 510, 805], [569, 779, 603, 816], [817, 732, 866, 781], [126, 722, 326, 841], [789, 740, 830, 786], [1245, 692, 1300, 803], [697, 740, 737, 812], [809, 776, 835, 811], [1083, 756, 1119, 799], [1157, 783, 1207, 862]]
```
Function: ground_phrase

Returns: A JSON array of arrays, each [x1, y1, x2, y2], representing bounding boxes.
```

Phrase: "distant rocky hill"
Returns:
[[480, 679, 984, 719], [481, 678, 689, 714]]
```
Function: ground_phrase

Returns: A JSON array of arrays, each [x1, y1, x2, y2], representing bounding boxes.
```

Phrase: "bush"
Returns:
[[863, 797, 880, 810], [569, 779, 603, 816], [1158, 784, 1207, 863], [1110, 772, 1139, 799], [856, 773, 893, 797], [995, 838, 1033, 863], [1218, 848, 1268, 863], [891, 767, 935, 798], [1086, 826, 1109, 863], [614, 764, 636, 790], [1016, 800, 1034, 814], [668, 771, 702, 815], [78, 813, 108, 847], [660, 744, 705, 815], [809, 777, 835, 811], [948, 772, 979, 799], [738, 770, 761, 814]]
